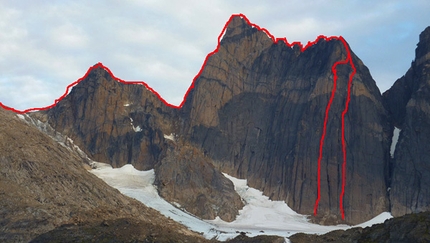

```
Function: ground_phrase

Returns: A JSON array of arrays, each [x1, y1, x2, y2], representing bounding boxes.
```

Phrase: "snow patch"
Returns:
[[164, 133, 175, 141], [390, 128, 401, 157], [90, 162, 224, 239], [16, 114, 25, 120], [355, 212, 392, 228], [133, 125, 142, 132], [128, 117, 141, 132]]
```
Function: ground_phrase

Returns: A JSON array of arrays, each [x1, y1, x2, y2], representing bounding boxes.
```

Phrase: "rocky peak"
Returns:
[[33, 63, 175, 170], [85, 64, 114, 83], [181, 17, 391, 224], [183, 21, 348, 130], [383, 26, 430, 128], [222, 16, 255, 39], [416, 26, 430, 65]]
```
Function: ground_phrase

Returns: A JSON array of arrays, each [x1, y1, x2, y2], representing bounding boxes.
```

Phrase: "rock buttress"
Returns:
[[181, 16, 391, 224], [384, 26, 430, 217]]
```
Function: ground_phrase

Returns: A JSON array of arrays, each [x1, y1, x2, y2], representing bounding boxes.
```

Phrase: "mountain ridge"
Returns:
[[0, 14, 355, 114], [26, 15, 388, 225], [1, 14, 364, 223]]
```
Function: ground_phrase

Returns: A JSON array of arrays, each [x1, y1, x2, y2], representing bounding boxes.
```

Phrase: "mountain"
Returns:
[[31, 64, 244, 222], [179, 15, 391, 224], [0, 107, 205, 242], [383, 26, 430, 217], [3, 13, 425, 229]]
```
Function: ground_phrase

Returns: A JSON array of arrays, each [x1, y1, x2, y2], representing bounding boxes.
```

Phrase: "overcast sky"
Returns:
[[1, 0, 429, 111]]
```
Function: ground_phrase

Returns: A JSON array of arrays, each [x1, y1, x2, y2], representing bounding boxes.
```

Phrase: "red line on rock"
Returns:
[[313, 37, 355, 219], [314, 56, 341, 216], [0, 13, 356, 220], [339, 37, 356, 220]]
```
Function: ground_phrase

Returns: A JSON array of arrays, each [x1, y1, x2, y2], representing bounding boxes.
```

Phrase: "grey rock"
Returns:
[[384, 26, 430, 217], [181, 16, 391, 224]]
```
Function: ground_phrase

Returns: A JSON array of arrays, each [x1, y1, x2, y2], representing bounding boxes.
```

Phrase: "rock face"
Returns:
[[33, 64, 243, 222], [0, 107, 200, 242], [383, 27, 430, 217], [181, 16, 391, 224]]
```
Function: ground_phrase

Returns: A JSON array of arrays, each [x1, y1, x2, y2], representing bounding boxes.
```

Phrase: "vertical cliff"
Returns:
[[384, 27, 430, 217], [181, 16, 391, 224]]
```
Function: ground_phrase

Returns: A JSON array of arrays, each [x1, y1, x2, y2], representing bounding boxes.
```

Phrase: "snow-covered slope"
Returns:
[[90, 162, 223, 239], [90, 162, 392, 241]]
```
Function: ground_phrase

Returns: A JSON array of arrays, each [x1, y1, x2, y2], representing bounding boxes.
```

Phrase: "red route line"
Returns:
[[313, 37, 356, 219], [339, 38, 356, 220], [0, 13, 356, 219]]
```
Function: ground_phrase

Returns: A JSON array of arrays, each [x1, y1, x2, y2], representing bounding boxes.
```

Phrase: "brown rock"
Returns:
[[154, 141, 244, 222], [0, 107, 199, 242], [32, 64, 243, 221], [33, 66, 175, 170]]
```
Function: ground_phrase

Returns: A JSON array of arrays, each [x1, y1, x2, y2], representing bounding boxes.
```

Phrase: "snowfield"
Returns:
[[90, 162, 392, 241]]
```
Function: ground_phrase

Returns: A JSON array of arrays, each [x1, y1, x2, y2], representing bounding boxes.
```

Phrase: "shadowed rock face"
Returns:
[[181, 16, 391, 224], [383, 27, 430, 217]]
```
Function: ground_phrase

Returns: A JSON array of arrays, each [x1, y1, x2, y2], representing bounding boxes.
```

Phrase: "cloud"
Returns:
[[0, 0, 429, 110], [49, 23, 89, 49]]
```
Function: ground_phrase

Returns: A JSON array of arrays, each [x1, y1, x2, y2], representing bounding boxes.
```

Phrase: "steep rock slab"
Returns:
[[181, 16, 391, 224], [384, 26, 430, 216]]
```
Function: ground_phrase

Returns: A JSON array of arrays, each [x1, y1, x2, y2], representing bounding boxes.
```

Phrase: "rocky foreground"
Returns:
[[0, 107, 207, 242], [290, 211, 430, 243]]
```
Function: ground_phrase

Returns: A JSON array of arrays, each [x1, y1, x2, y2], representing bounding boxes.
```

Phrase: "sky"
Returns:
[[0, 0, 429, 110]]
